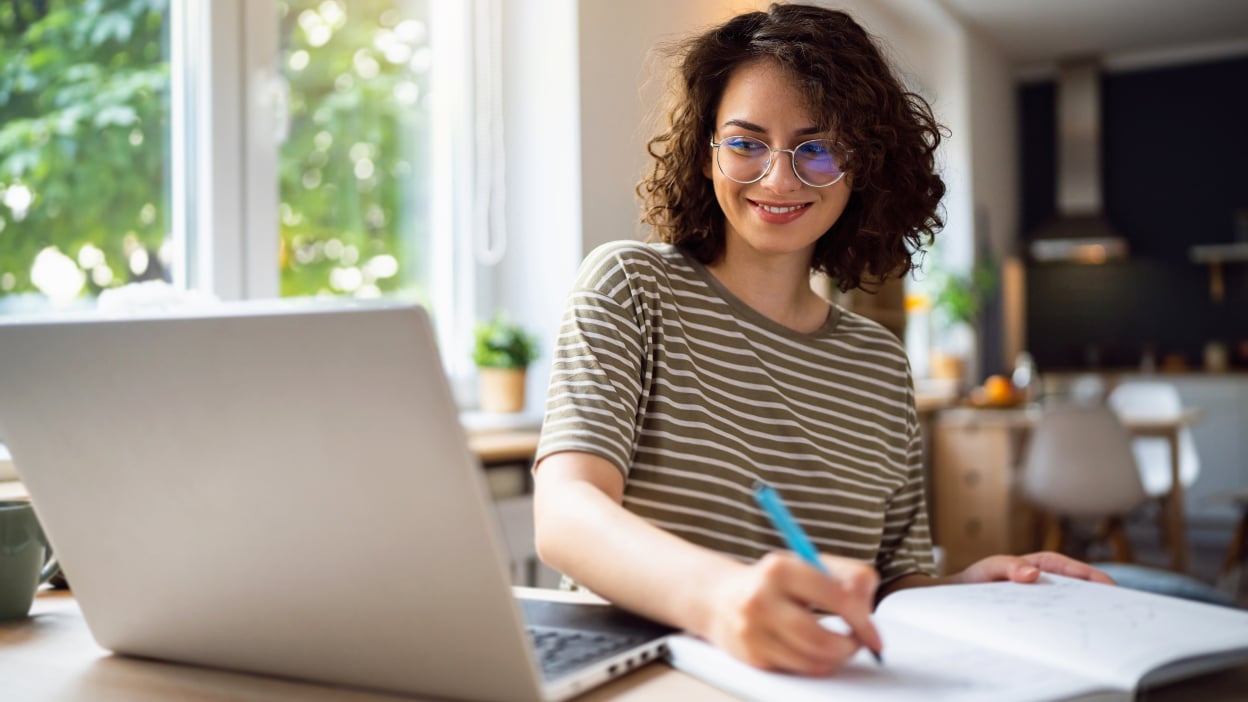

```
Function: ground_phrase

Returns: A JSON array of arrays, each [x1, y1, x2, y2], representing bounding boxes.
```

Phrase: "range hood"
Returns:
[[1029, 59, 1128, 264]]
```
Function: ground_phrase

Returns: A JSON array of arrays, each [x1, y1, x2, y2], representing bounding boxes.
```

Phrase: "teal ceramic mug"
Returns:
[[0, 500, 60, 620]]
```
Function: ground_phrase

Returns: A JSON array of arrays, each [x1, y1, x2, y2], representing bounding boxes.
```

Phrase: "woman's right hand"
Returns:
[[699, 552, 881, 676]]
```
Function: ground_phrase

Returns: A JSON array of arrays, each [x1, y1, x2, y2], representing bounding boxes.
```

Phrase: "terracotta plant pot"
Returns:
[[929, 351, 966, 382], [478, 367, 527, 413]]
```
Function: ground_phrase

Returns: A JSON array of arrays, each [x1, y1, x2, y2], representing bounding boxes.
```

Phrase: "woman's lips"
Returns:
[[750, 199, 812, 224]]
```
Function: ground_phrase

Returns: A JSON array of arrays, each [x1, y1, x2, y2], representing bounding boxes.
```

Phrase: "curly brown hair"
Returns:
[[639, 3, 946, 292]]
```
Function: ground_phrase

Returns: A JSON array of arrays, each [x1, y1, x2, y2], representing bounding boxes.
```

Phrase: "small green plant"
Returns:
[[472, 315, 539, 369], [930, 260, 997, 329]]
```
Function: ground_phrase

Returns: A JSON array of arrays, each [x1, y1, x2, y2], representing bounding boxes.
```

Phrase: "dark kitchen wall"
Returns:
[[1021, 55, 1248, 371]]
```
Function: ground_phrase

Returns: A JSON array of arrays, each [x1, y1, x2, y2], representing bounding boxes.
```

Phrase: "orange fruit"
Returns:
[[983, 375, 1015, 404]]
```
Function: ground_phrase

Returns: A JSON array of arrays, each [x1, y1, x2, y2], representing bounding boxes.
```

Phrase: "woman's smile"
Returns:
[[749, 198, 813, 224]]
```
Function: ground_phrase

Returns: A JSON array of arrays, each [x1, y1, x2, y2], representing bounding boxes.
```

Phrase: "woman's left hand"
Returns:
[[949, 551, 1116, 586]]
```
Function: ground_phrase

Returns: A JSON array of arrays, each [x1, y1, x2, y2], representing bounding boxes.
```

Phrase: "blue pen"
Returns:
[[752, 481, 883, 664]]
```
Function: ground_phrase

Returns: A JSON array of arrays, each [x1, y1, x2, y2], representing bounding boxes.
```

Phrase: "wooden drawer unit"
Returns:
[[931, 413, 1037, 573]]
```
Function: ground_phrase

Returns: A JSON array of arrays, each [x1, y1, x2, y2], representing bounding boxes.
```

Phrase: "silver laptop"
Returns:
[[0, 302, 673, 702]]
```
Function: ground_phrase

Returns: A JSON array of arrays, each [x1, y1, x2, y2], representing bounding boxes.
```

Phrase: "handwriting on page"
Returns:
[[880, 574, 1248, 688], [833, 619, 1112, 702], [667, 618, 1111, 702]]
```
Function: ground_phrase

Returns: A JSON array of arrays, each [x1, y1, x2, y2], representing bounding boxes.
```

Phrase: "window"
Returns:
[[0, 0, 474, 372], [277, 0, 432, 302], [0, 0, 172, 311]]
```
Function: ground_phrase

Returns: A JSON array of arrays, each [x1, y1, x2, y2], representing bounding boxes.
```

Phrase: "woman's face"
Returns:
[[705, 58, 852, 267]]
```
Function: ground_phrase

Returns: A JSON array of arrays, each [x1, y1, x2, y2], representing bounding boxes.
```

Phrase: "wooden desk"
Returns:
[[4, 589, 1247, 701], [932, 407, 1201, 573], [468, 430, 541, 466], [0, 589, 726, 702]]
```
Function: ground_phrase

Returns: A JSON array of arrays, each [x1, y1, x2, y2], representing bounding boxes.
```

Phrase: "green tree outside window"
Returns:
[[0, 0, 432, 306]]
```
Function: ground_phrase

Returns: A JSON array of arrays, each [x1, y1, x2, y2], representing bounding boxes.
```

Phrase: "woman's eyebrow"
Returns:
[[721, 118, 824, 137]]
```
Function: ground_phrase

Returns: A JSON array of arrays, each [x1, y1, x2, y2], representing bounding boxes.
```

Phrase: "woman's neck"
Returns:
[[706, 250, 829, 334]]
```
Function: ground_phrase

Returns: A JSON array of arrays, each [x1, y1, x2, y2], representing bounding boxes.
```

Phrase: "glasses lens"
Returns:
[[793, 140, 844, 186], [717, 136, 770, 183]]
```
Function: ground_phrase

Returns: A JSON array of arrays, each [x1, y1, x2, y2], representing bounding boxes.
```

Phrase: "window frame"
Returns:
[[172, 0, 476, 384]]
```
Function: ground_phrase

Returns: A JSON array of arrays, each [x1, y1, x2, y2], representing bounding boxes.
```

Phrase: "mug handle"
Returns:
[[36, 527, 61, 585], [39, 551, 60, 585]]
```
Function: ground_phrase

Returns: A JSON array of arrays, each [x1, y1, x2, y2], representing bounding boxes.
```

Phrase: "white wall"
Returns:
[[965, 29, 1018, 261], [489, 0, 582, 414]]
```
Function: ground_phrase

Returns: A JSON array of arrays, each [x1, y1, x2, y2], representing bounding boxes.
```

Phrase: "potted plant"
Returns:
[[472, 315, 539, 413], [926, 261, 996, 383]]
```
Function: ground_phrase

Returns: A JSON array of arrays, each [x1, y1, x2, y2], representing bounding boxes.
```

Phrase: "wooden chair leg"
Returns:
[[1154, 496, 1170, 550], [1219, 507, 1248, 590], [1106, 516, 1135, 564]]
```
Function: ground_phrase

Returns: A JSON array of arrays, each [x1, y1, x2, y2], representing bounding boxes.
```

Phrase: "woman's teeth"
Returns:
[[757, 203, 806, 214]]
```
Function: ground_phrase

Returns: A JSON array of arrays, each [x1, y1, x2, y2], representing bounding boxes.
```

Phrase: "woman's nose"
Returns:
[[760, 150, 802, 191]]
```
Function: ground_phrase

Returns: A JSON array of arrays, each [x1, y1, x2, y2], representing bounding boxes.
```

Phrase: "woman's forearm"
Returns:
[[533, 468, 744, 636]]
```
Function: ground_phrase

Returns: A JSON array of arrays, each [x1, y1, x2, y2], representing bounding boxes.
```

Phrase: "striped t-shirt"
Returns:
[[536, 240, 935, 585]]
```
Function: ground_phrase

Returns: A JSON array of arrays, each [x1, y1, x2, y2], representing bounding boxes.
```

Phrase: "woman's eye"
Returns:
[[725, 138, 764, 155], [798, 141, 832, 158]]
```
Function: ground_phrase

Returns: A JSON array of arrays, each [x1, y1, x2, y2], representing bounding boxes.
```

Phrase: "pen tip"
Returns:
[[871, 649, 884, 665]]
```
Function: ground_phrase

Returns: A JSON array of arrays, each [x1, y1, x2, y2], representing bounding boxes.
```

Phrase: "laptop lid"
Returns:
[[0, 302, 666, 702]]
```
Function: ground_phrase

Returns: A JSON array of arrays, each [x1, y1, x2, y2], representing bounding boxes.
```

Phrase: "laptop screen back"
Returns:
[[0, 303, 547, 701]]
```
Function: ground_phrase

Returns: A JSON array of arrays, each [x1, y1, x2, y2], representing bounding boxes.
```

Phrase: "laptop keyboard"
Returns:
[[526, 625, 651, 680]]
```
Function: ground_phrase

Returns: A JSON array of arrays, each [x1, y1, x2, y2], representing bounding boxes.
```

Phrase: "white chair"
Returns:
[[1019, 404, 1149, 562], [1067, 373, 1107, 405], [1106, 381, 1199, 498]]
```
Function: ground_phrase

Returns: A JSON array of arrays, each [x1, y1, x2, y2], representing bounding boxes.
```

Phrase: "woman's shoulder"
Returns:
[[831, 305, 910, 366], [584, 239, 681, 267], [576, 240, 687, 285]]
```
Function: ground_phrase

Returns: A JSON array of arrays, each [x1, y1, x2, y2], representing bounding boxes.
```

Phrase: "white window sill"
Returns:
[[0, 443, 15, 482], [459, 410, 543, 436]]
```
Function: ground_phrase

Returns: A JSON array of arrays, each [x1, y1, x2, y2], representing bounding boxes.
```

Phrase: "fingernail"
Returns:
[[1021, 566, 1038, 578]]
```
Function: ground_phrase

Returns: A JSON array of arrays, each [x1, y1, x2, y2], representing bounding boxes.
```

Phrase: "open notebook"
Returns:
[[669, 574, 1248, 702]]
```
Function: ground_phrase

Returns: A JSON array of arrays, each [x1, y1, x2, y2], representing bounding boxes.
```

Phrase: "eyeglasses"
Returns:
[[709, 135, 848, 188]]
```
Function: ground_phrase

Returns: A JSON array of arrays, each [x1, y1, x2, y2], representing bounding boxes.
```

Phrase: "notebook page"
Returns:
[[876, 574, 1248, 690], [666, 616, 1120, 702]]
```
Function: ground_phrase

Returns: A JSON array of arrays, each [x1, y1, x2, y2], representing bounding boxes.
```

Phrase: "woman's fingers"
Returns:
[[1021, 551, 1116, 584], [728, 625, 852, 676], [759, 553, 881, 660], [743, 600, 863, 675], [955, 552, 1116, 585], [705, 552, 880, 675], [778, 553, 882, 655]]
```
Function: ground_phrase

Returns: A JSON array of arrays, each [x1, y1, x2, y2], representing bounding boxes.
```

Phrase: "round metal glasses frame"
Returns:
[[709, 136, 849, 188]]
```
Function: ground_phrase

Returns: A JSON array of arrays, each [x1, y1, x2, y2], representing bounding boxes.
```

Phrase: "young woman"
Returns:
[[532, 3, 1110, 676]]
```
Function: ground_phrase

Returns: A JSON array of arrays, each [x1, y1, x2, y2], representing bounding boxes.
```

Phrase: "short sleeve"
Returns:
[[874, 390, 938, 584], [535, 245, 651, 479]]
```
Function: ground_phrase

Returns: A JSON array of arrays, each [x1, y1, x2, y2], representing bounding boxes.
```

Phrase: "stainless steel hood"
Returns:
[[1029, 59, 1128, 264]]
